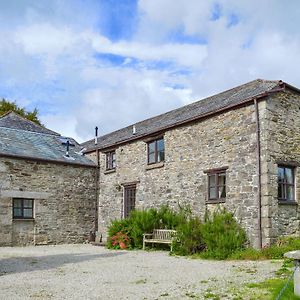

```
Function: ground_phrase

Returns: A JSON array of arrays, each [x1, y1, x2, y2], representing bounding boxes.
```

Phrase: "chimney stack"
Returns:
[[132, 125, 136, 135]]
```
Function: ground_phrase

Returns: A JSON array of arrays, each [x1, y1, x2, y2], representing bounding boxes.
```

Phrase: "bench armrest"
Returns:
[[143, 233, 153, 238]]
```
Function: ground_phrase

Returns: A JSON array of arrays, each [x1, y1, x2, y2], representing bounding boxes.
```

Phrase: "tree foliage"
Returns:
[[0, 98, 42, 125]]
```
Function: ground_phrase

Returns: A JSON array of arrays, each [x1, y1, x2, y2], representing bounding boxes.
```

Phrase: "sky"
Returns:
[[1, 0, 300, 142]]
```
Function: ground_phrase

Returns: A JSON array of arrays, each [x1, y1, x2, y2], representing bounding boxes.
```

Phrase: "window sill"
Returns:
[[206, 200, 226, 204], [13, 218, 35, 222], [278, 201, 298, 206], [145, 162, 164, 171], [104, 169, 116, 175]]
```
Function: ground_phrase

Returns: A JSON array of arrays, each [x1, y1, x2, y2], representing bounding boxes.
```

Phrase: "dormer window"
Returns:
[[106, 151, 116, 170], [147, 138, 164, 164]]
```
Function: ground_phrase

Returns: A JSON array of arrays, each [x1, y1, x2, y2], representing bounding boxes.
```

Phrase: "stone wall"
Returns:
[[96, 103, 262, 246], [0, 158, 97, 246], [260, 89, 300, 245]]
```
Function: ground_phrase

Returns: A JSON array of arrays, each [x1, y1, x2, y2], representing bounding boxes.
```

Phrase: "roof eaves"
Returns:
[[0, 152, 97, 168]]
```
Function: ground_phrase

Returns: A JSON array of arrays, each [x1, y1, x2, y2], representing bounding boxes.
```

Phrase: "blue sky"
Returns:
[[1, 0, 300, 142]]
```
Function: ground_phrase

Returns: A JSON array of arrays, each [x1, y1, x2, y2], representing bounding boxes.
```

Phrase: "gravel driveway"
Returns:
[[0, 244, 281, 300]]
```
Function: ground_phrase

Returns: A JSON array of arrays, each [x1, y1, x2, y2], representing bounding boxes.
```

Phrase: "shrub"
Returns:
[[107, 218, 131, 249], [110, 232, 130, 249], [128, 208, 161, 248], [200, 208, 247, 259], [173, 216, 204, 255], [107, 205, 247, 259]]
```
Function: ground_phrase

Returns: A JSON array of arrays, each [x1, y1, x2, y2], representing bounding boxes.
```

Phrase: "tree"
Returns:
[[0, 99, 42, 125]]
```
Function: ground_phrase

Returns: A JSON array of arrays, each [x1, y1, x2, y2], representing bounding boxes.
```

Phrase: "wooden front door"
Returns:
[[123, 185, 136, 218]]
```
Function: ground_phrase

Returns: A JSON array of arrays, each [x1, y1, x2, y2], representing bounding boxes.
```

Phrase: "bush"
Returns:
[[128, 208, 161, 248], [107, 205, 247, 259], [200, 208, 247, 259], [107, 205, 189, 249], [173, 216, 204, 255], [107, 218, 131, 248]]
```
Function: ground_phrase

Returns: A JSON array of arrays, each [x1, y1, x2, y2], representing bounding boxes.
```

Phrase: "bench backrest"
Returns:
[[153, 229, 177, 240]]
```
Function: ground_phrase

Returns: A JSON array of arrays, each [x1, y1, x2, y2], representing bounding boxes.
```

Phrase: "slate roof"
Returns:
[[82, 79, 286, 152], [0, 111, 60, 136], [0, 113, 96, 167]]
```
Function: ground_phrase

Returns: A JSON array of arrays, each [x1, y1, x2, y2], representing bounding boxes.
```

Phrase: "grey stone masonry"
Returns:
[[92, 103, 261, 246], [0, 157, 97, 246], [260, 90, 300, 245], [88, 89, 300, 248]]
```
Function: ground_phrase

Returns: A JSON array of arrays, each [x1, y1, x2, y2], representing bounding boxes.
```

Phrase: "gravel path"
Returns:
[[0, 244, 282, 300]]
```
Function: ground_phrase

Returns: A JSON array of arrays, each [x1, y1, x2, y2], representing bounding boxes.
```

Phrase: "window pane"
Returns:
[[23, 200, 33, 208], [13, 208, 22, 217], [13, 199, 22, 208], [278, 167, 284, 181], [157, 150, 164, 162], [287, 185, 294, 201], [218, 173, 226, 186], [148, 141, 155, 153], [157, 139, 164, 152], [209, 187, 216, 199], [23, 209, 33, 218], [106, 154, 110, 169], [219, 185, 226, 198], [278, 184, 284, 199], [285, 168, 293, 184], [112, 153, 116, 168], [148, 153, 155, 164], [209, 175, 216, 188], [112, 160, 116, 168]]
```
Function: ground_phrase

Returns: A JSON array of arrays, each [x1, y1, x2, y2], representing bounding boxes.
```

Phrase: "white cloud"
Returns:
[[1, 0, 300, 143], [91, 35, 208, 68]]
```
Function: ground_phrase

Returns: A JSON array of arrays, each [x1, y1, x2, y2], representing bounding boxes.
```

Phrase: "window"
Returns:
[[278, 165, 295, 202], [106, 151, 116, 170], [208, 171, 226, 201], [147, 138, 164, 164], [13, 198, 34, 219], [123, 185, 136, 218]]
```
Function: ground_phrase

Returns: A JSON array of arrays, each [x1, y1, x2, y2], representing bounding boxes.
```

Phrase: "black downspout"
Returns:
[[254, 98, 262, 249], [93, 127, 100, 242]]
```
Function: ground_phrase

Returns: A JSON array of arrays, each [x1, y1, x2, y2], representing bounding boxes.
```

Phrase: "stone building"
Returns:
[[82, 79, 300, 248], [0, 112, 97, 246]]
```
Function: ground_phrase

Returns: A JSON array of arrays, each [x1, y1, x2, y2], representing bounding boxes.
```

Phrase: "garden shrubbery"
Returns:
[[199, 209, 247, 259], [107, 205, 247, 259]]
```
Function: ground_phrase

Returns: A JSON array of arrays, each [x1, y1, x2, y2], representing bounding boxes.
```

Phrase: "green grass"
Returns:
[[230, 236, 300, 261], [242, 259, 299, 300], [248, 277, 300, 300]]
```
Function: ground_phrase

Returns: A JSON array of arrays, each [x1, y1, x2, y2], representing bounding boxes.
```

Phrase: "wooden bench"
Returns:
[[143, 229, 177, 252]]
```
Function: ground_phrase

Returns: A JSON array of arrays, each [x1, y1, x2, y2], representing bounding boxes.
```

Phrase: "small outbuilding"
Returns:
[[0, 112, 97, 246]]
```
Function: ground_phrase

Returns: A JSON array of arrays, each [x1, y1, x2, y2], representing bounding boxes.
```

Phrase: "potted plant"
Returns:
[[111, 231, 130, 250]]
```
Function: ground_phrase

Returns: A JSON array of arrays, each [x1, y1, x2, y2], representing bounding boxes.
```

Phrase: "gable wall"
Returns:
[[95, 103, 262, 247], [260, 89, 300, 245], [0, 158, 97, 246]]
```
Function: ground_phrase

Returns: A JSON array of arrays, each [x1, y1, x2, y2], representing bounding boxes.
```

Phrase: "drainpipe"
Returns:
[[94, 147, 101, 241], [93, 127, 100, 242], [254, 98, 262, 249]]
